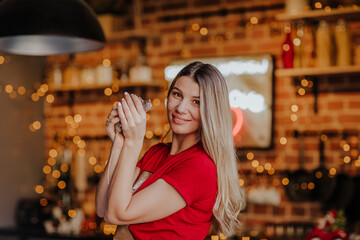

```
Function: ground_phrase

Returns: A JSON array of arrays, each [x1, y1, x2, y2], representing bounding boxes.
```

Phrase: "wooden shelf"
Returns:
[[49, 81, 167, 92], [276, 6, 360, 22], [275, 65, 360, 77], [106, 29, 158, 41]]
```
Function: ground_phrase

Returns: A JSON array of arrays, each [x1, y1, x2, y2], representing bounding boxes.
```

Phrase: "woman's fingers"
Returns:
[[124, 92, 139, 117], [117, 101, 129, 131], [132, 94, 146, 118]]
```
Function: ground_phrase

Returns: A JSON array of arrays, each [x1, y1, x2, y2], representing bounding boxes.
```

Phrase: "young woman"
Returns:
[[96, 62, 245, 239]]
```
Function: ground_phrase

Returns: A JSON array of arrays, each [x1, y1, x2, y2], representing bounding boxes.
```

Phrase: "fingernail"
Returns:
[[118, 102, 121, 107], [124, 92, 129, 95], [122, 98, 125, 102]]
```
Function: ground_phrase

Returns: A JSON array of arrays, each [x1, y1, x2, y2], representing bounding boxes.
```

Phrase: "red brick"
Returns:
[[338, 114, 360, 123], [194, 0, 220, 7], [253, 204, 269, 214], [190, 47, 217, 57], [327, 101, 344, 110], [291, 206, 305, 216], [223, 44, 253, 55], [160, 26, 184, 34], [161, 3, 188, 11], [349, 101, 360, 109], [251, 29, 265, 39]]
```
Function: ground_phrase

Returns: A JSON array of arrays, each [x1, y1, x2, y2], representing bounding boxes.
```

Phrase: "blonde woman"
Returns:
[[96, 62, 245, 239]]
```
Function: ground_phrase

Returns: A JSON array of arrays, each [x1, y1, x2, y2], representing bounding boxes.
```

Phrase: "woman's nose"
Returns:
[[176, 100, 189, 113]]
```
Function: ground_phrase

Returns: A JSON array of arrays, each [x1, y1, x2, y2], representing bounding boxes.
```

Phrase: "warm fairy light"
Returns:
[[257, 165, 264, 173], [290, 114, 298, 122], [320, 134, 328, 141], [315, 2, 322, 8], [192, 23, 200, 31], [65, 115, 73, 124], [215, 35, 224, 43], [293, 38, 301, 46], [104, 87, 112, 96], [324, 6, 331, 11], [46, 94, 55, 103], [273, 179, 280, 186], [60, 164, 69, 173], [211, 235, 219, 240], [268, 168, 275, 175], [154, 127, 163, 136], [29, 124, 35, 132], [68, 128, 77, 136], [0, 56, 4, 64], [298, 88, 306, 95], [17, 86, 26, 95], [37, 88, 46, 96], [280, 137, 287, 145], [247, 152, 254, 160], [39, 198, 48, 206], [146, 113, 151, 121], [301, 182, 307, 190], [52, 170, 61, 178], [343, 144, 350, 152], [344, 156, 351, 164], [250, 16, 259, 24], [329, 168, 337, 175], [315, 171, 323, 179], [103, 223, 117, 235], [355, 159, 360, 167], [89, 156, 97, 165], [200, 27, 208, 36], [225, 31, 233, 39], [153, 98, 161, 107], [264, 163, 272, 170], [164, 123, 170, 131], [308, 182, 315, 190], [31, 93, 40, 101], [35, 185, 44, 194], [111, 84, 120, 93], [283, 44, 290, 51], [73, 136, 81, 144], [301, 79, 309, 87], [219, 233, 226, 240], [77, 149, 86, 156], [33, 121, 41, 130], [58, 180, 66, 189], [351, 149, 358, 158], [74, 114, 82, 123], [308, 81, 313, 88], [282, 178, 289, 185], [68, 209, 76, 218], [5, 85, 13, 93], [145, 130, 154, 139], [291, 104, 299, 112], [239, 178, 245, 186], [9, 91, 17, 99], [43, 165, 51, 174], [242, 237, 250, 240], [48, 158, 56, 166], [94, 164, 103, 173], [89, 222, 97, 229], [251, 160, 259, 168], [175, 32, 183, 39], [77, 140, 86, 149], [49, 149, 57, 158], [103, 59, 111, 67]]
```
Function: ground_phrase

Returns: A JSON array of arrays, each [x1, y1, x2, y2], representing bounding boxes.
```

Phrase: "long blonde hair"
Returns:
[[167, 61, 246, 236]]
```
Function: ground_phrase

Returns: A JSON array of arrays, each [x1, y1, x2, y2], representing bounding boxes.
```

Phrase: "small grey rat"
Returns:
[[114, 99, 152, 133]]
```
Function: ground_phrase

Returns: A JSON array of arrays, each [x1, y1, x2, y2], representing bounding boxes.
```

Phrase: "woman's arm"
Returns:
[[104, 93, 186, 225], [96, 103, 141, 218]]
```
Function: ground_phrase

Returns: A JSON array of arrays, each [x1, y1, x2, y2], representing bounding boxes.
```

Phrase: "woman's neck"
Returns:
[[170, 133, 200, 155]]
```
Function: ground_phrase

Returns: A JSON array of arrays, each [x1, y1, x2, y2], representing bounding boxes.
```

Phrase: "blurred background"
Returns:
[[1, 0, 360, 239]]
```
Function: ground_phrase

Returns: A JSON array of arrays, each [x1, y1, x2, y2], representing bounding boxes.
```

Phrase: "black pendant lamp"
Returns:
[[0, 0, 106, 56]]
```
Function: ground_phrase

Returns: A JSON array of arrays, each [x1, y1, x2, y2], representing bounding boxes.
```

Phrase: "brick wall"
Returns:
[[44, 0, 360, 235]]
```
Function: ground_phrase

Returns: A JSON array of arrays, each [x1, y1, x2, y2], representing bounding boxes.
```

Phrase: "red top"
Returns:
[[129, 142, 218, 240]]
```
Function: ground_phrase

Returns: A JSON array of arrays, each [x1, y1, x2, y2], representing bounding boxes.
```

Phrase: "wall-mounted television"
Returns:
[[164, 54, 274, 149]]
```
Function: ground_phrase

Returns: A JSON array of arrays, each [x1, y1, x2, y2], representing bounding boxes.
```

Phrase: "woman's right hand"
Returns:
[[105, 104, 124, 145]]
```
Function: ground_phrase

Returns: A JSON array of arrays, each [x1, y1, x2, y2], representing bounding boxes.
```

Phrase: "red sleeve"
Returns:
[[161, 155, 217, 206], [136, 143, 166, 171]]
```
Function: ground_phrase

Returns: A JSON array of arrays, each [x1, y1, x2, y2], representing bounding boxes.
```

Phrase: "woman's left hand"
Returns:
[[117, 92, 147, 142]]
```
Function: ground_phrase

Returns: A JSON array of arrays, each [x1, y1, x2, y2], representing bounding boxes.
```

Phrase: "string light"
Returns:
[[280, 137, 287, 145]]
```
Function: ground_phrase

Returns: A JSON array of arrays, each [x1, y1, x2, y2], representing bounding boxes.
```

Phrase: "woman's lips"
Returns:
[[172, 114, 190, 124]]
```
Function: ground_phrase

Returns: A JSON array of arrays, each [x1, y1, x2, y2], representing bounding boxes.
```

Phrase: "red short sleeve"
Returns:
[[161, 155, 217, 206]]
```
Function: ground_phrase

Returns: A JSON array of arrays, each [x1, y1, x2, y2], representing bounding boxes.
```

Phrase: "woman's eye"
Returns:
[[194, 100, 200, 105], [173, 92, 181, 97]]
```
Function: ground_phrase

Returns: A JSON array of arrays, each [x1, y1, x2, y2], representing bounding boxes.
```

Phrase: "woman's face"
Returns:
[[167, 76, 201, 138]]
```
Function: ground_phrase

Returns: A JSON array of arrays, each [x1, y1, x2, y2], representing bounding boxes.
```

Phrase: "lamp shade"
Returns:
[[0, 0, 106, 56]]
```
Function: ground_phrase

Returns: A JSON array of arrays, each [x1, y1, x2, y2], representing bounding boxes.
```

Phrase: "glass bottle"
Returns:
[[282, 23, 294, 69], [334, 19, 351, 66], [315, 21, 332, 67]]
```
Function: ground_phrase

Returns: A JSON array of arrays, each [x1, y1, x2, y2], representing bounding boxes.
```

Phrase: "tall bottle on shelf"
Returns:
[[282, 23, 294, 69], [315, 21, 332, 67], [334, 19, 351, 66]]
